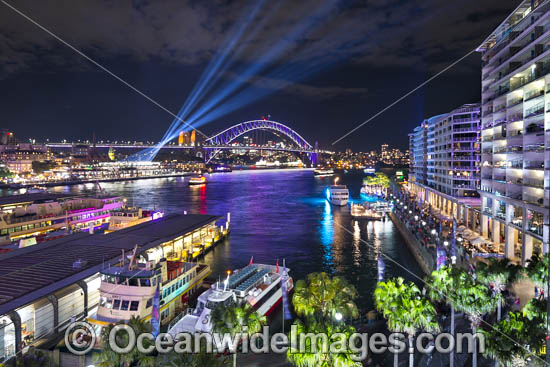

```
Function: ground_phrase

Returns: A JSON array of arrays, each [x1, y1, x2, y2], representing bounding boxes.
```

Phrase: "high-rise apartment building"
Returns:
[[426, 104, 481, 198], [477, 0, 549, 262], [408, 122, 429, 185], [408, 104, 482, 233]]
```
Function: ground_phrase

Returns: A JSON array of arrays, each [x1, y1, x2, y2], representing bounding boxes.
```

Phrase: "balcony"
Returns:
[[508, 97, 523, 107], [507, 113, 523, 122], [525, 103, 545, 118], [525, 122, 545, 134], [524, 194, 545, 206], [524, 89, 545, 101], [507, 146, 523, 153], [524, 144, 545, 152], [524, 178, 545, 189]]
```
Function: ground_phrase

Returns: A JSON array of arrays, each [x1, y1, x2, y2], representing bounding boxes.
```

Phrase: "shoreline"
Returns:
[[0, 173, 193, 189], [388, 211, 435, 274], [2, 167, 315, 190]]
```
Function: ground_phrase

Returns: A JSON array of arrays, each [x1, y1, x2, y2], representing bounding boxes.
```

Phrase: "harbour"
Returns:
[[40, 169, 423, 312]]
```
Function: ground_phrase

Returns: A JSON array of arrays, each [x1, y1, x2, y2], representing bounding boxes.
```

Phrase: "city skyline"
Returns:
[[0, 0, 519, 150]]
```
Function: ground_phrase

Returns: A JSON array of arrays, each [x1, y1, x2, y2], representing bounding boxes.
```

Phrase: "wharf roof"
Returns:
[[0, 213, 220, 315], [0, 193, 75, 207]]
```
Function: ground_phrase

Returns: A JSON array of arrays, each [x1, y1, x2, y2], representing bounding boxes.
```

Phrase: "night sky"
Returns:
[[0, 0, 518, 151]]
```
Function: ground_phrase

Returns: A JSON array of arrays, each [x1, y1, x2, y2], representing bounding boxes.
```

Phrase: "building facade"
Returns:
[[426, 104, 481, 198], [408, 122, 429, 185], [408, 105, 482, 239], [477, 0, 550, 262]]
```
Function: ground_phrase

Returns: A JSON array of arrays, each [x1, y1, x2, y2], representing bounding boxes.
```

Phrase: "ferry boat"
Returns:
[[167, 263, 293, 335], [108, 207, 164, 231], [0, 193, 124, 245], [326, 185, 349, 206], [188, 176, 207, 185], [213, 166, 232, 173], [314, 168, 335, 177], [88, 256, 211, 332], [350, 203, 383, 219]]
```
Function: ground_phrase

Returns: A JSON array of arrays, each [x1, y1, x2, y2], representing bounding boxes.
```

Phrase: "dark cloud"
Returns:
[[0, 0, 519, 149]]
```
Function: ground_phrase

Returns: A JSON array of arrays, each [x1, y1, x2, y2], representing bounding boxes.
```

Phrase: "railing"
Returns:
[[524, 178, 545, 188], [524, 144, 545, 152], [524, 89, 545, 101], [508, 98, 523, 107], [525, 123, 545, 134], [507, 146, 523, 153], [524, 195, 545, 206], [508, 113, 523, 122], [525, 103, 545, 118]]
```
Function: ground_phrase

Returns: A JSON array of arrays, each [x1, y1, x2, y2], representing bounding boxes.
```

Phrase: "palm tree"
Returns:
[[289, 272, 362, 367], [479, 310, 545, 367], [374, 277, 439, 367], [425, 266, 459, 367], [292, 272, 358, 321], [286, 318, 362, 367], [94, 316, 155, 367], [526, 254, 549, 296], [210, 303, 266, 367], [476, 258, 522, 320], [158, 339, 230, 367], [451, 271, 500, 367]]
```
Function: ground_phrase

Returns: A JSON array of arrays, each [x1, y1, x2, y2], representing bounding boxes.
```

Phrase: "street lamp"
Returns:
[[414, 215, 419, 221], [334, 312, 343, 321], [422, 221, 426, 226], [431, 229, 437, 235], [443, 241, 449, 247]]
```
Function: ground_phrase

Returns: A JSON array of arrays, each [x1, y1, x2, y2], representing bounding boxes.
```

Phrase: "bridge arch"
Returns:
[[204, 120, 314, 163]]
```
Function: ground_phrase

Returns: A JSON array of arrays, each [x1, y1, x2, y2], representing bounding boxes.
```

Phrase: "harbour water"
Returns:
[[41, 168, 423, 312]]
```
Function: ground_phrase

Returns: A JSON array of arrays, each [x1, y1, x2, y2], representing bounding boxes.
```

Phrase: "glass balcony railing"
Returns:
[[523, 178, 545, 188]]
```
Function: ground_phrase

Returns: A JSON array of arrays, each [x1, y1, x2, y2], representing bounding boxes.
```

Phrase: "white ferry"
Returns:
[[0, 193, 124, 245], [88, 256, 211, 332], [326, 185, 349, 206], [167, 263, 293, 335], [314, 168, 335, 177]]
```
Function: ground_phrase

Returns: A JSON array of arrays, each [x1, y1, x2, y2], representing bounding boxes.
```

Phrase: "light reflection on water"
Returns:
[[18, 169, 422, 311]]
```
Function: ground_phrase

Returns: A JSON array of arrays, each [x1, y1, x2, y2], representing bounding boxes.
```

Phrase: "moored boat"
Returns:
[[326, 185, 349, 206], [167, 262, 293, 335]]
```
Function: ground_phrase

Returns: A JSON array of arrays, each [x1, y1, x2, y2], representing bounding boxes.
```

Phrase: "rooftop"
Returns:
[[0, 193, 75, 207], [0, 213, 220, 315]]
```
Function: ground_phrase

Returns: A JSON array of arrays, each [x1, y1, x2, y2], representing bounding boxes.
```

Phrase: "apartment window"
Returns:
[[120, 300, 130, 311], [130, 301, 139, 311], [527, 210, 544, 236]]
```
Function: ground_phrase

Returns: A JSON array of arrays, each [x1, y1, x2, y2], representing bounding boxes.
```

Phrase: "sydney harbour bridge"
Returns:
[[46, 119, 318, 164]]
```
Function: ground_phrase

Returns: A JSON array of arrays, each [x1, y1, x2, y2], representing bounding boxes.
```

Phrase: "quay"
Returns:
[[388, 211, 435, 274], [0, 172, 194, 190], [0, 212, 229, 362]]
